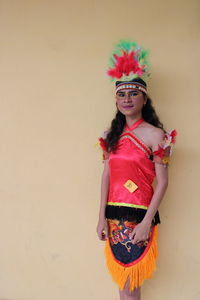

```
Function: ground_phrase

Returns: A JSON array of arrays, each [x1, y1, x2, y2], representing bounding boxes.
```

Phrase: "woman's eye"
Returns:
[[118, 93, 125, 97], [130, 92, 138, 96]]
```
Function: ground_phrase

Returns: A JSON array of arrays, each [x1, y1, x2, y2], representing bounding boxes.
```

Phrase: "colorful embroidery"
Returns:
[[108, 219, 153, 265], [104, 222, 158, 291]]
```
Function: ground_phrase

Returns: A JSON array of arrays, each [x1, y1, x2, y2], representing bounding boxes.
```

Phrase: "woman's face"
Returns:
[[115, 89, 146, 116]]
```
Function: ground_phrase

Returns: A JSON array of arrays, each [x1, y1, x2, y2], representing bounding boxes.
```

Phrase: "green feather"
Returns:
[[107, 39, 151, 81], [112, 39, 138, 54], [108, 56, 115, 68]]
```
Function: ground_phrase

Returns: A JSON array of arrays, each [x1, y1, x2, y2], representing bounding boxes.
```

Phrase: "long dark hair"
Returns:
[[105, 88, 166, 152]]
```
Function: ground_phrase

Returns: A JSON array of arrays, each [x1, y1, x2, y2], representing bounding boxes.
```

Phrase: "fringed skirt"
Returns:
[[104, 218, 158, 292]]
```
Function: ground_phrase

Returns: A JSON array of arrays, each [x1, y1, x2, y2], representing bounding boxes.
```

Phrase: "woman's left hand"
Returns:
[[129, 221, 152, 245]]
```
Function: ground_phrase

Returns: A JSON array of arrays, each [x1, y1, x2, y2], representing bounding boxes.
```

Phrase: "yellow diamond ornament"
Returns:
[[124, 180, 138, 193]]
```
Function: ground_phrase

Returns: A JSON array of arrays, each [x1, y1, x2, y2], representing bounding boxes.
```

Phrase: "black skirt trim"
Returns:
[[105, 205, 161, 225]]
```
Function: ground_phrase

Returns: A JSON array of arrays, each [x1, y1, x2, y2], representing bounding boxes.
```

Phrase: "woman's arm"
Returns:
[[130, 129, 169, 244], [96, 159, 110, 241], [142, 163, 168, 225]]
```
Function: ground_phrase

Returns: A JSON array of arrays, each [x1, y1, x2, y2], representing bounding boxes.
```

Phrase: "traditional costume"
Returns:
[[98, 40, 177, 292]]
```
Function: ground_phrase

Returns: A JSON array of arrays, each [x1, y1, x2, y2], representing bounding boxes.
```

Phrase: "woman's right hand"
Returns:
[[96, 218, 109, 241]]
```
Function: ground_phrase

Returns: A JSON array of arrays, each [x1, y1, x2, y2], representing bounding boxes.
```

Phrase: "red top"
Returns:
[[98, 118, 177, 210]]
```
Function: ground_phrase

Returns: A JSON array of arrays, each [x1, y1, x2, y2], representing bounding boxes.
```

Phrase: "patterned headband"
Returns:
[[115, 82, 147, 94]]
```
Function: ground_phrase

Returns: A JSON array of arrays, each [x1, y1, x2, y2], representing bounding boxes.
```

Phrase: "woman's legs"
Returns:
[[119, 278, 141, 300]]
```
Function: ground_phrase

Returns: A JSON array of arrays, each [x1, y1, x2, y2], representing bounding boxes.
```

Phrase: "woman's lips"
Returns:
[[122, 105, 134, 109]]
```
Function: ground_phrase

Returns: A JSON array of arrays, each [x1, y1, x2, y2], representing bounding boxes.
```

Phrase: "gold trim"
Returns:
[[107, 202, 148, 210], [120, 135, 150, 158]]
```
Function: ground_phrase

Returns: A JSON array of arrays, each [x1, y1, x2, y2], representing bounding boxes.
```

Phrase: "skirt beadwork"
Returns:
[[104, 218, 159, 292]]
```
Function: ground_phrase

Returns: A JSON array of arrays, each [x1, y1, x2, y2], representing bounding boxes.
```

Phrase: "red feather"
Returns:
[[170, 130, 177, 144], [98, 137, 108, 152], [152, 144, 165, 159], [107, 51, 144, 78]]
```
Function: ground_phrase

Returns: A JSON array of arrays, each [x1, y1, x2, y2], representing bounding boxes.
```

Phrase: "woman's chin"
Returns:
[[121, 109, 136, 116]]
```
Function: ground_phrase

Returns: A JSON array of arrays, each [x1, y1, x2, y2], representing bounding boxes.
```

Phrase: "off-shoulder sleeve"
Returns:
[[98, 130, 110, 162], [152, 129, 177, 166]]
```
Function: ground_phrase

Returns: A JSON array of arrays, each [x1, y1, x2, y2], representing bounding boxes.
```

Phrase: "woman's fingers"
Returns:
[[97, 228, 103, 240], [129, 228, 136, 240], [101, 230, 108, 241], [131, 235, 139, 244], [96, 220, 109, 241], [97, 227, 108, 241], [129, 223, 151, 244], [104, 226, 108, 239], [131, 234, 149, 245], [101, 232, 106, 241], [104, 222, 109, 239], [131, 231, 148, 244]]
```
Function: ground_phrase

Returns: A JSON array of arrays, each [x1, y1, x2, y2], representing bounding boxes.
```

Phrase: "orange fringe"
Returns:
[[104, 225, 159, 292]]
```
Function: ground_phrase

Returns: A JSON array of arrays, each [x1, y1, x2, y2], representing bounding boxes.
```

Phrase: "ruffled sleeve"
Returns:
[[152, 129, 177, 166], [98, 130, 110, 162]]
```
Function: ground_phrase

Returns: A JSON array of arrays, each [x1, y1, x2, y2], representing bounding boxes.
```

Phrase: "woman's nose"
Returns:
[[124, 94, 131, 102]]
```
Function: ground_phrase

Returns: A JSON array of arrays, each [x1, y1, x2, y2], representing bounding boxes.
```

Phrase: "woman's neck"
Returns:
[[125, 114, 143, 129]]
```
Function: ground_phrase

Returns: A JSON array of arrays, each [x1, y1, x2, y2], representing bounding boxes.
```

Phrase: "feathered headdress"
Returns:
[[107, 40, 150, 93]]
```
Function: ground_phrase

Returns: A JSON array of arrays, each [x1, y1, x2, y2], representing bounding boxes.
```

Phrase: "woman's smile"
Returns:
[[122, 104, 134, 109]]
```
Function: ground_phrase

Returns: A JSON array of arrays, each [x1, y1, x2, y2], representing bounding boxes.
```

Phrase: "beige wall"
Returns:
[[0, 1, 199, 299]]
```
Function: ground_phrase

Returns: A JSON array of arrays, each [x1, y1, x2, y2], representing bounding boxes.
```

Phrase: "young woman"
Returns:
[[96, 41, 177, 300]]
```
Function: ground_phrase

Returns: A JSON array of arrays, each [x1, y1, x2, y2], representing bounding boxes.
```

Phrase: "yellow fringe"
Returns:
[[104, 225, 159, 292]]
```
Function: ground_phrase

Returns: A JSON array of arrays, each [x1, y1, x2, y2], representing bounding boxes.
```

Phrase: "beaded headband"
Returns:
[[115, 82, 147, 94]]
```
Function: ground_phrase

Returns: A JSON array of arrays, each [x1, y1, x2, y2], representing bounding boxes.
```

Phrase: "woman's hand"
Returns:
[[129, 221, 152, 245], [96, 218, 108, 241]]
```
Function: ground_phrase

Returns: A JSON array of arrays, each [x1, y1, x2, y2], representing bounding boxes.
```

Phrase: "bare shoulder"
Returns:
[[141, 121, 165, 148], [142, 121, 164, 134]]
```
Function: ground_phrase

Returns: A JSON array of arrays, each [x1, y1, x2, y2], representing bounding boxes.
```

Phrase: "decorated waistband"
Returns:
[[116, 82, 147, 94]]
